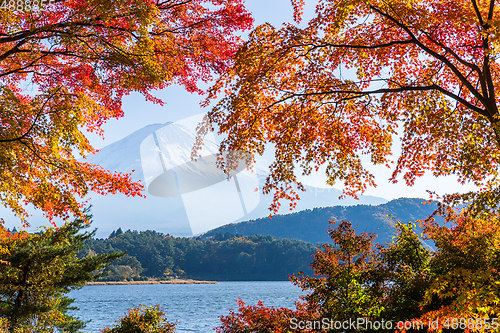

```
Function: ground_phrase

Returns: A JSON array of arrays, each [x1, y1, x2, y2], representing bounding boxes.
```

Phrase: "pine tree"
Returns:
[[0, 211, 123, 332]]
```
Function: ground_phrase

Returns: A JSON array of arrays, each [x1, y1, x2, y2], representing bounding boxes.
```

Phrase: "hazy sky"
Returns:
[[85, 0, 477, 202]]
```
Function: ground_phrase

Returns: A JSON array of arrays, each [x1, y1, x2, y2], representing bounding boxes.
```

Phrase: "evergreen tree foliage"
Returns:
[[81, 231, 316, 281], [0, 213, 123, 332]]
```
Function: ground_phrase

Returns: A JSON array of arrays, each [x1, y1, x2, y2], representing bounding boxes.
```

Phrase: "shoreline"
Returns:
[[87, 279, 218, 285]]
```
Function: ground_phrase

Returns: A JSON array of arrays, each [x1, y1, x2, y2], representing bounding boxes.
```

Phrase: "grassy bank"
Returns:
[[87, 279, 217, 285]]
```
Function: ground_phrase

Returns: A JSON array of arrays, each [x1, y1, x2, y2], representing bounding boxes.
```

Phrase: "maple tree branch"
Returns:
[[264, 85, 489, 119], [0, 2, 203, 46], [0, 15, 137, 45], [0, 53, 50, 77], [466, 2, 500, 122], [419, 62, 446, 85], [303, 39, 415, 56], [482, 54, 496, 114], [73, 35, 105, 59], [370, 5, 488, 109], [151, 18, 211, 35], [489, 0, 496, 21], [420, 31, 481, 75], [0, 88, 61, 143], [454, 69, 477, 110], [0, 36, 147, 74], [479, 3, 498, 118], [158, 0, 193, 10], [0, 39, 30, 62], [471, 0, 485, 26], [19, 139, 66, 172]]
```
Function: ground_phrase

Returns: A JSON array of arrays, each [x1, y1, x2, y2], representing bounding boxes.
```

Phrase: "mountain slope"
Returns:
[[202, 198, 441, 246]]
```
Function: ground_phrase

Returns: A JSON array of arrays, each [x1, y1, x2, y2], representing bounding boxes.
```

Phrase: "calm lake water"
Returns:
[[69, 281, 305, 333]]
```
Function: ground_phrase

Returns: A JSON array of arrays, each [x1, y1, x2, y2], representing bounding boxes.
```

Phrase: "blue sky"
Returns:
[[86, 0, 304, 149], [85, 0, 477, 202]]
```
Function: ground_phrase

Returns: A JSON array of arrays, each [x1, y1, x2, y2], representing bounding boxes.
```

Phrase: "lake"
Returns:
[[69, 281, 305, 332]]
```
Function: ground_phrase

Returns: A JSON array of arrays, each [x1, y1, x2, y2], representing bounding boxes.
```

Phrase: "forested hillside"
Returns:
[[203, 198, 440, 245], [79, 198, 440, 282], [80, 230, 316, 281]]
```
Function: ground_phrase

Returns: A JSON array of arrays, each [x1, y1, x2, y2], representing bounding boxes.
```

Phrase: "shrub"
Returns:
[[101, 305, 176, 333]]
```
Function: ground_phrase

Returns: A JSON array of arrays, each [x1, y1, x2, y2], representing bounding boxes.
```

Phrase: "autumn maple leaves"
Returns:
[[0, 0, 252, 224], [206, 0, 500, 217]]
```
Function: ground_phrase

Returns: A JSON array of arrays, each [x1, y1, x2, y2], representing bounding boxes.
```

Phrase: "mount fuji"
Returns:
[[1, 120, 388, 238]]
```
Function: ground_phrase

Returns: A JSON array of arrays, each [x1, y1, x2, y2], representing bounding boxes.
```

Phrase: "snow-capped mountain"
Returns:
[[1, 118, 388, 238]]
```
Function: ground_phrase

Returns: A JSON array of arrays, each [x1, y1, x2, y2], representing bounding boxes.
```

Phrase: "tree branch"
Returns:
[[0, 88, 61, 143], [370, 5, 488, 108], [263, 84, 489, 118]]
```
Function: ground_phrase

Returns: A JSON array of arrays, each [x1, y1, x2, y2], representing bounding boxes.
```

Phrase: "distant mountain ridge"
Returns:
[[202, 198, 441, 246]]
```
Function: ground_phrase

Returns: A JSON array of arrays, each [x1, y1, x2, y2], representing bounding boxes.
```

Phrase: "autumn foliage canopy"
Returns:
[[204, 0, 500, 213], [0, 0, 252, 224]]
